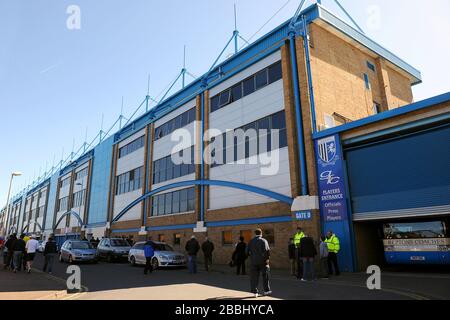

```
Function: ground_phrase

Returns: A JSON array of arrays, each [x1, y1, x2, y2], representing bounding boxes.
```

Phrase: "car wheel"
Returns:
[[151, 257, 159, 270], [130, 256, 136, 266], [107, 254, 114, 263]]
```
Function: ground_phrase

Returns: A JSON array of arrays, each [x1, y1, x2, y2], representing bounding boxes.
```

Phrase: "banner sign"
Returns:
[[315, 134, 349, 222]]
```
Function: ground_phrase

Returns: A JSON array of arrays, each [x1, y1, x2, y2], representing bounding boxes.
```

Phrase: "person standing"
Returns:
[[12, 234, 26, 273], [201, 237, 214, 272], [185, 235, 200, 274], [319, 236, 329, 279], [3, 234, 16, 270], [22, 234, 30, 271], [293, 227, 305, 278], [246, 229, 272, 297], [25, 235, 39, 273], [143, 241, 155, 275], [325, 231, 341, 276], [232, 237, 247, 275], [298, 236, 317, 281], [43, 237, 58, 274], [288, 238, 296, 276]]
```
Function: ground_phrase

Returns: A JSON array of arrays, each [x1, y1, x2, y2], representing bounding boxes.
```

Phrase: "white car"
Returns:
[[128, 241, 186, 269]]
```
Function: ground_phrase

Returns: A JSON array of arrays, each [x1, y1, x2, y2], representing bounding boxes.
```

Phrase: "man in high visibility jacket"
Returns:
[[293, 227, 305, 279], [325, 231, 340, 276], [293, 227, 305, 248]]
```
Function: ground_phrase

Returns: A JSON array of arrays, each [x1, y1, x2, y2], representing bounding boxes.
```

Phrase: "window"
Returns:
[[210, 111, 288, 168], [72, 190, 85, 208], [115, 166, 144, 195], [210, 61, 282, 112], [363, 73, 371, 90], [255, 69, 268, 90], [152, 146, 195, 184], [75, 167, 89, 180], [154, 108, 196, 141], [367, 61, 376, 72], [222, 231, 233, 245], [58, 196, 69, 212], [119, 136, 145, 158], [240, 230, 253, 243], [373, 102, 381, 115], [151, 187, 195, 216], [243, 76, 255, 96], [263, 229, 275, 245], [173, 233, 182, 246]]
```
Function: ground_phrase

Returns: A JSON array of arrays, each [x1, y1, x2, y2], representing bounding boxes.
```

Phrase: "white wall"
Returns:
[[113, 189, 143, 222]]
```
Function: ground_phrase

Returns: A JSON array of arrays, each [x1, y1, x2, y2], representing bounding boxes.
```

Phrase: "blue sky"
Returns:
[[1, 0, 449, 205]]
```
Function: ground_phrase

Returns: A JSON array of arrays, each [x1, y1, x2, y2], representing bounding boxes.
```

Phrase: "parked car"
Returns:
[[59, 240, 97, 264], [128, 241, 186, 269], [96, 238, 132, 262]]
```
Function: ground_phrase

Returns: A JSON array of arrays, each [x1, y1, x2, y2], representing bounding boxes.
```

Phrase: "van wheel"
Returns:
[[130, 256, 136, 266]]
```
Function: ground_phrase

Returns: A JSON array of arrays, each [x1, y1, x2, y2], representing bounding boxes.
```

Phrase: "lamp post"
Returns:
[[2, 172, 22, 237]]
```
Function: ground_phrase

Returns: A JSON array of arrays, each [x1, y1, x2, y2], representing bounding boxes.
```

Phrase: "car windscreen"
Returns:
[[110, 239, 130, 247], [71, 242, 93, 249], [153, 244, 174, 251], [383, 221, 446, 239]]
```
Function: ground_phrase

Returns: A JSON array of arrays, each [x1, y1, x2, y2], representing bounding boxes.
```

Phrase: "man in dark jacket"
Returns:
[[43, 237, 58, 274], [3, 234, 16, 270], [201, 237, 214, 272], [288, 238, 296, 276], [232, 237, 247, 275], [12, 234, 26, 273], [185, 235, 200, 274], [246, 229, 271, 297], [298, 236, 317, 281]]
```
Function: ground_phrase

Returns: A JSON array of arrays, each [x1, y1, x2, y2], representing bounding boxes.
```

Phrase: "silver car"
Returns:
[[128, 241, 186, 269], [59, 240, 98, 264]]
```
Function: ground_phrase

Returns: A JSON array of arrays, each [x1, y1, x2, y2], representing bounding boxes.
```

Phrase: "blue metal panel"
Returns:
[[147, 224, 196, 232], [87, 136, 114, 225], [345, 124, 450, 214], [313, 92, 450, 140], [111, 228, 140, 234]]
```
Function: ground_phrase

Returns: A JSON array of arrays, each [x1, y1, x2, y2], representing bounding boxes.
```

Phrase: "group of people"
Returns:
[[1, 233, 59, 274], [2, 233, 40, 273], [289, 227, 341, 281]]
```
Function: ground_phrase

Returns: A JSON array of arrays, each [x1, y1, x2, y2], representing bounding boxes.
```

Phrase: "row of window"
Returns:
[[58, 196, 69, 212], [154, 108, 196, 141], [152, 146, 196, 185], [119, 136, 145, 159], [210, 111, 287, 168], [75, 167, 89, 181], [210, 61, 282, 113], [116, 166, 144, 195], [73, 189, 86, 208], [151, 187, 195, 217]]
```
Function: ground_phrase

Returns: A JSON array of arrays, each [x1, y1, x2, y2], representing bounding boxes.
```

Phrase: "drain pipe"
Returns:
[[302, 16, 317, 133], [288, 30, 308, 196], [200, 90, 205, 222]]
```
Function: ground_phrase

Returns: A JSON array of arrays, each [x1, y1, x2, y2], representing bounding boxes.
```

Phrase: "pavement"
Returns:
[[1, 254, 449, 300]]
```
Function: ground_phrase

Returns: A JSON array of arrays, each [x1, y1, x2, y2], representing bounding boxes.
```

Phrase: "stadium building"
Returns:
[[1, 2, 449, 271]]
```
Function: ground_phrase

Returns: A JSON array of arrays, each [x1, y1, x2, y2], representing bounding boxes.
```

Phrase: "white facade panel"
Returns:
[[151, 173, 196, 192], [118, 129, 146, 149], [154, 99, 196, 128], [113, 189, 143, 222], [116, 148, 145, 176], [152, 121, 197, 161]]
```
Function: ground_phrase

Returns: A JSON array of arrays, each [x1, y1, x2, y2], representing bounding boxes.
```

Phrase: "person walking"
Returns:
[[293, 227, 305, 278], [298, 236, 317, 281], [25, 235, 39, 273], [12, 234, 26, 273], [3, 234, 16, 270], [325, 230, 341, 276], [319, 236, 329, 279], [22, 234, 30, 271], [201, 237, 214, 272], [185, 235, 200, 274], [43, 237, 58, 274], [143, 241, 155, 275], [246, 229, 272, 297], [288, 238, 296, 276], [232, 237, 247, 275]]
